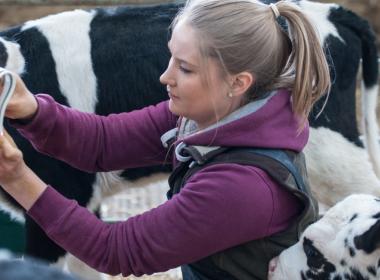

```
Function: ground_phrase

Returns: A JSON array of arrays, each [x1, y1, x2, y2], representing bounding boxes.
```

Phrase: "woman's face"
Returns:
[[160, 21, 238, 130]]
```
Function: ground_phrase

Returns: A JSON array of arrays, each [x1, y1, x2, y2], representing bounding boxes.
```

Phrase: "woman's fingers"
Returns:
[[0, 71, 37, 120]]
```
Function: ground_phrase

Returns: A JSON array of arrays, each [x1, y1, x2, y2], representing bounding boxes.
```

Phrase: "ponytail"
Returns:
[[274, 1, 331, 122]]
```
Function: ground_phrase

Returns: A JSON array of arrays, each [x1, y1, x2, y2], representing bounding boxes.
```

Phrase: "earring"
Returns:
[[228, 92, 233, 98]]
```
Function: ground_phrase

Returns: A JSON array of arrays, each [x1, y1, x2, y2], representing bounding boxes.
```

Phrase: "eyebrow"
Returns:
[[167, 41, 199, 69]]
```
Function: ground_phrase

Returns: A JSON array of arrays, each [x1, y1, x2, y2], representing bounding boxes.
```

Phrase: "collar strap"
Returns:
[[175, 142, 224, 165], [161, 127, 178, 148]]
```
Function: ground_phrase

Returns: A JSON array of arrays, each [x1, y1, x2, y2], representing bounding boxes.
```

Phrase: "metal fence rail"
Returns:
[[0, 0, 177, 5]]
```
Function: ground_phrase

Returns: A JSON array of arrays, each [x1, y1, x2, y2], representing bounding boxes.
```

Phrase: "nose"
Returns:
[[159, 70, 170, 86], [268, 256, 279, 280], [160, 58, 176, 87]]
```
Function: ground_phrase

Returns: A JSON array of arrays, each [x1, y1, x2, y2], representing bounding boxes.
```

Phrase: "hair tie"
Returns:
[[269, 3, 280, 19]]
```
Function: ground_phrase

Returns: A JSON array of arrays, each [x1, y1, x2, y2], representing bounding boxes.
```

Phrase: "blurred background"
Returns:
[[0, 0, 379, 49]]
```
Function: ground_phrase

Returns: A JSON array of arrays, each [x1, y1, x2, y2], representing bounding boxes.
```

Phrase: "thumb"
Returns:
[[1, 129, 18, 148], [0, 130, 20, 160]]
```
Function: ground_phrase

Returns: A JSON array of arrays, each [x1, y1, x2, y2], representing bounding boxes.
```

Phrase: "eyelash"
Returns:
[[168, 54, 193, 74], [179, 66, 192, 74]]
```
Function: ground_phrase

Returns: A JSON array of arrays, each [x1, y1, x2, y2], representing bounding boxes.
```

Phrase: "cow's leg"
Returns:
[[305, 127, 380, 209], [24, 217, 66, 263]]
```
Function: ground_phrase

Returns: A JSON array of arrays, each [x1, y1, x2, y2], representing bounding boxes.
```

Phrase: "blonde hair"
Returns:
[[171, 0, 331, 122]]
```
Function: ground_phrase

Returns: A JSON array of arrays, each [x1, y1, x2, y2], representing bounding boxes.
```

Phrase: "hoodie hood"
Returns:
[[174, 89, 308, 153]]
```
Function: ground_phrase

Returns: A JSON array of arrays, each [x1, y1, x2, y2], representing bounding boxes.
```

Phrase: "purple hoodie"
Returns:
[[14, 89, 307, 277]]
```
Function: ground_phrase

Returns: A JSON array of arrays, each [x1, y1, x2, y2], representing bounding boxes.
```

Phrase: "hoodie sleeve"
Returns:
[[10, 94, 177, 172], [27, 163, 303, 277]]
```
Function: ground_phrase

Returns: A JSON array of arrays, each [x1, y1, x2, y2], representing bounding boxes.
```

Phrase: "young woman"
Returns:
[[0, 0, 330, 279]]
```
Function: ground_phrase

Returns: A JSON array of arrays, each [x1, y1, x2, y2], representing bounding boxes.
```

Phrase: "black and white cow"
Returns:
[[0, 0, 378, 278], [268, 194, 380, 280], [0, 3, 179, 275]]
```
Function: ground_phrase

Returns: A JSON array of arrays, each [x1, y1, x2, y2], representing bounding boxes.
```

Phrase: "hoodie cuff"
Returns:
[[9, 94, 56, 130], [8, 94, 58, 144]]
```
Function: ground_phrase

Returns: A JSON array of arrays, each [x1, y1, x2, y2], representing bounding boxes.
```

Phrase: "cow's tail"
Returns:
[[333, 6, 380, 177], [356, 17, 380, 178], [362, 72, 380, 179]]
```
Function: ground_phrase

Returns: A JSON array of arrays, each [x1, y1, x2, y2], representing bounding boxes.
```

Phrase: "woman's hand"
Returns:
[[0, 129, 47, 210], [1, 71, 38, 120], [0, 129, 26, 186]]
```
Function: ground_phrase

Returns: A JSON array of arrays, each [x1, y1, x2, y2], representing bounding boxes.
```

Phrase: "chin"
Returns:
[[168, 100, 182, 116]]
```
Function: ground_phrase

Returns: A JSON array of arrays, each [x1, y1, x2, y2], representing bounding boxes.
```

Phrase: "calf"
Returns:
[[268, 194, 380, 280], [0, 0, 378, 278]]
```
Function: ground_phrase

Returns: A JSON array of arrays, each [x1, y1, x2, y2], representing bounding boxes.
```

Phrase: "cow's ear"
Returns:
[[354, 219, 380, 254]]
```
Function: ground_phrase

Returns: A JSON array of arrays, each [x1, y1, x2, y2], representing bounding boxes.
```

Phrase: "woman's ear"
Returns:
[[230, 72, 254, 97]]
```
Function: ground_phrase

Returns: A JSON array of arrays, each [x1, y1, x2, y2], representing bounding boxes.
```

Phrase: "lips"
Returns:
[[168, 92, 179, 99], [167, 85, 179, 99]]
